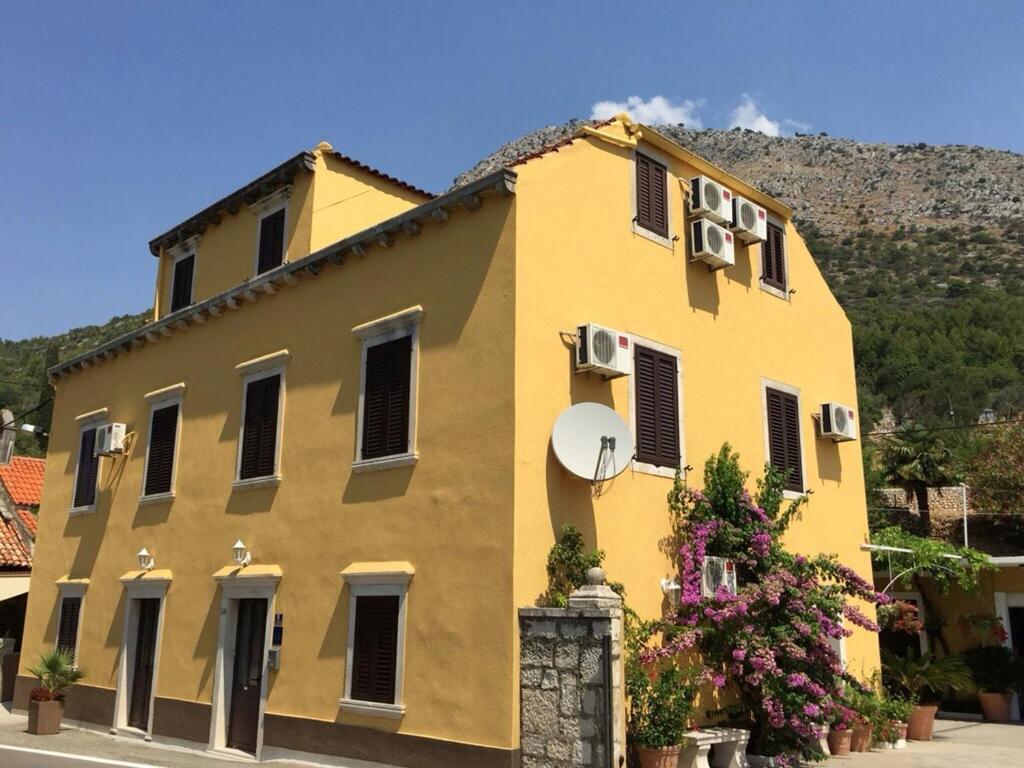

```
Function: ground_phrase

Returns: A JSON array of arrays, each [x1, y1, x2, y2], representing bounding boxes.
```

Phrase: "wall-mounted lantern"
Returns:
[[137, 547, 155, 571], [232, 539, 252, 567], [660, 576, 681, 608]]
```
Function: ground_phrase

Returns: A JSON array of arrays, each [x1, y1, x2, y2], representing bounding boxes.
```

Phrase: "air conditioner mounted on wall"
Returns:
[[731, 196, 768, 244], [690, 218, 735, 269], [575, 323, 631, 378], [689, 175, 733, 225], [819, 402, 857, 442], [700, 557, 738, 597], [94, 423, 127, 456]]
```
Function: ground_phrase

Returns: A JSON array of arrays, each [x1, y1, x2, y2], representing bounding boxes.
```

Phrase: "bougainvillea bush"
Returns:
[[649, 445, 889, 764]]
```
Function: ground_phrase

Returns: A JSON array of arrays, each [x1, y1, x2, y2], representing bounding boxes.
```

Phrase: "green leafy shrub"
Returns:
[[540, 524, 622, 607], [882, 649, 975, 703], [28, 648, 84, 701], [961, 645, 1021, 693]]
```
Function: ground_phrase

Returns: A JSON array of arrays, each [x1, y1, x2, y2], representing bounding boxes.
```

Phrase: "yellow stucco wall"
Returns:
[[22, 197, 519, 748], [510, 122, 880, 694], [917, 566, 1024, 654]]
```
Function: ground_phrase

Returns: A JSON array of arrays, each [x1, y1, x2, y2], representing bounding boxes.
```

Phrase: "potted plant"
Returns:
[[845, 685, 881, 753], [627, 663, 699, 768], [961, 645, 1021, 723], [27, 648, 84, 735], [826, 715, 853, 757], [877, 695, 914, 749], [882, 649, 974, 741]]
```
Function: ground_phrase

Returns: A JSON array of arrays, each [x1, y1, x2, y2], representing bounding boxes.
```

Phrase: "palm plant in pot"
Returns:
[[882, 649, 974, 740], [627, 662, 700, 768], [961, 645, 1021, 723], [27, 648, 84, 735]]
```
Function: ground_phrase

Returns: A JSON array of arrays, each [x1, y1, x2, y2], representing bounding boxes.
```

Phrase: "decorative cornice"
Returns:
[[51, 169, 517, 382], [248, 186, 291, 217]]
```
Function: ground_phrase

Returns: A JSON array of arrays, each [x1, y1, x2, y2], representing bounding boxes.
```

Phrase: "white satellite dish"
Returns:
[[551, 402, 633, 482]]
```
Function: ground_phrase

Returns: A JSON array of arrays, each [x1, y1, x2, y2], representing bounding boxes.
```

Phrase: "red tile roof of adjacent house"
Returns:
[[16, 509, 37, 537], [0, 518, 31, 570], [0, 456, 45, 508]]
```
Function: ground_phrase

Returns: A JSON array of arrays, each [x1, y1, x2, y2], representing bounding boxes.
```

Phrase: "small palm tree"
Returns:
[[28, 648, 85, 697], [882, 649, 975, 703], [875, 423, 958, 534]]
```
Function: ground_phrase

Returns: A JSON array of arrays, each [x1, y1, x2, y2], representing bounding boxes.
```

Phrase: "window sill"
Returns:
[[631, 222, 674, 250], [69, 505, 96, 517], [351, 452, 418, 474], [630, 460, 679, 479], [232, 475, 282, 491], [783, 489, 806, 501], [338, 698, 406, 720], [138, 492, 174, 506], [759, 280, 790, 301]]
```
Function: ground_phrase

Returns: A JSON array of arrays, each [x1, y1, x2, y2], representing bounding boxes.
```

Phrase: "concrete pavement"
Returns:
[[823, 717, 1024, 767]]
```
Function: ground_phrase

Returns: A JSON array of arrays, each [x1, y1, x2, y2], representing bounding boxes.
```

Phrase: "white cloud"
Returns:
[[590, 95, 703, 128], [727, 94, 781, 137]]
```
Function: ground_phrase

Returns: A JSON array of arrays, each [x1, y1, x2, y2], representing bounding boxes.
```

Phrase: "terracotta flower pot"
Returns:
[[978, 691, 1013, 723], [850, 722, 873, 752], [27, 699, 64, 735], [635, 744, 682, 768], [907, 704, 938, 741], [827, 727, 852, 756]]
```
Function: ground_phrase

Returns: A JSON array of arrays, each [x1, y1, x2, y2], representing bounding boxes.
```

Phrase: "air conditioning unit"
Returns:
[[94, 423, 127, 456], [576, 323, 631, 378], [700, 557, 738, 598], [690, 218, 735, 269], [731, 196, 767, 244], [819, 402, 857, 442], [689, 175, 733, 225]]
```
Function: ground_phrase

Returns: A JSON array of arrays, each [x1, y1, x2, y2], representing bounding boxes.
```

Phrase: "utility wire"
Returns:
[[0, 399, 52, 432]]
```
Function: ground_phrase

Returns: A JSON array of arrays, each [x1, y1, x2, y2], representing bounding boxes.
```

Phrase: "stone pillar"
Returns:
[[519, 568, 624, 768]]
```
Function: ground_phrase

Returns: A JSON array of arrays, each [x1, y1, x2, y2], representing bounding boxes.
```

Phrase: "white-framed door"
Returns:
[[208, 574, 278, 759], [885, 591, 929, 656], [112, 577, 169, 740], [994, 591, 1024, 720]]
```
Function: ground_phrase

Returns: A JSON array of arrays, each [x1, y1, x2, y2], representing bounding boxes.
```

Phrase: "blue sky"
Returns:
[[2, 0, 1022, 340]]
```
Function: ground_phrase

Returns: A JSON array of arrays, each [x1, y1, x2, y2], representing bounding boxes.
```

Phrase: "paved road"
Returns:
[[0, 743, 163, 768]]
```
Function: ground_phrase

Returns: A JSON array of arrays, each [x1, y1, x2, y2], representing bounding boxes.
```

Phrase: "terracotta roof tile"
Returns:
[[328, 151, 434, 198], [0, 518, 31, 569], [0, 456, 45, 507], [16, 509, 37, 537]]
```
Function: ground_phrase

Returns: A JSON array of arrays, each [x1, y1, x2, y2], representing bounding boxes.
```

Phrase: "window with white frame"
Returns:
[[340, 565, 412, 718], [141, 384, 184, 500], [250, 188, 290, 276], [55, 581, 87, 665], [627, 335, 684, 478], [234, 351, 288, 486], [760, 217, 789, 298], [169, 252, 196, 313], [71, 410, 107, 513], [762, 379, 805, 495], [352, 307, 422, 472]]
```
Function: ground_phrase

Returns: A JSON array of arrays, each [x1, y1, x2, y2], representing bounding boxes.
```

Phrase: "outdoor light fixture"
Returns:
[[232, 539, 251, 567], [660, 576, 681, 608], [137, 547, 154, 571]]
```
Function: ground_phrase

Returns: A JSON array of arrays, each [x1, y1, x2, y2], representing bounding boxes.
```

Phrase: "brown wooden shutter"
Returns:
[[762, 223, 786, 289], [766, 387, 803, 492], [635, 153, 668, 237], [257, 209, 286, 274], [350, 595, 399, 703], [170, 254, 195, 312], [57, 597, 82, 658], [239, 375, 280, 480], [634, 345, 680, 468], [361, 336, 412, 460], [144, 403, 179, 496], [73, 427, 99, 508]]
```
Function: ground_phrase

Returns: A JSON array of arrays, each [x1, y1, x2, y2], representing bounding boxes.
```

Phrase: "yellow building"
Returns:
[[16, 114, 880, 766]]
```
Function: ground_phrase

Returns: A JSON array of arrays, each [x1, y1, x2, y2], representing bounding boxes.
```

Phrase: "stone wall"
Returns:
[[518, 573, 624, 768], [877, 486, 969, 519]]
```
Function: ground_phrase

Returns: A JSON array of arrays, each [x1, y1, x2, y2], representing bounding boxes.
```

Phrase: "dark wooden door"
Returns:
[[227, 599, 267, 753], [128, 598, 160, 730]]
